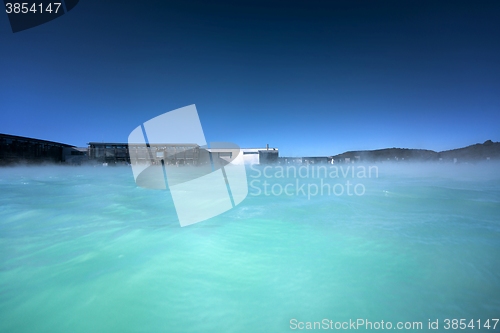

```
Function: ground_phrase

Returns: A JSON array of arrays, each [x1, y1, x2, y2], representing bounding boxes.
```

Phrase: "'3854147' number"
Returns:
[[5, 3, 62, 14]]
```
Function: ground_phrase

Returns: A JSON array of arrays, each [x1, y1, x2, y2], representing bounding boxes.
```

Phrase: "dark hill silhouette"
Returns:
[[438, 140, 500, 161], [332, 140, 500, 162]]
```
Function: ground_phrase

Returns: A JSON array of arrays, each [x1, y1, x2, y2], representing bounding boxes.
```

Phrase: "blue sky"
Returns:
[[1, 0, 499, 157]]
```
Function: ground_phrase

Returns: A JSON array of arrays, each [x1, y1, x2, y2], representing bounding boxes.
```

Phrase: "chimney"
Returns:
[[266, 143, 269, 150]]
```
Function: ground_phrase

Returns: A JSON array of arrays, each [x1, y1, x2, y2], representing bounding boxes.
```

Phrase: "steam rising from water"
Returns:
[[0, 162, 499, 332]]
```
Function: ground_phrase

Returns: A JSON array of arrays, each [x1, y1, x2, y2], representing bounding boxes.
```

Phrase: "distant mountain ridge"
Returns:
[[332, 140, 500, 162]]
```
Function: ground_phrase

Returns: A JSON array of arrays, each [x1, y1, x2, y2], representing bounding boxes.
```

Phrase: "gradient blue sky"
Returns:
[[1, 0, 499, 156]]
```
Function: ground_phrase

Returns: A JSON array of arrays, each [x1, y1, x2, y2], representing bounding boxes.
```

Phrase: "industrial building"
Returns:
[[301, 156, 330, 164], [239, 146, 278, 165]]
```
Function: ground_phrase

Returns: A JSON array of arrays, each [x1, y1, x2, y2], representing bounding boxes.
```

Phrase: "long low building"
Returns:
[[0, 133, 75, 165], [88, 142, 279, 165], [88, 142, 201, 165]]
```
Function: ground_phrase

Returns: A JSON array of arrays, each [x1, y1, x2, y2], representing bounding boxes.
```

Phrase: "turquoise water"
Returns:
[[1, 163, 499, 332]]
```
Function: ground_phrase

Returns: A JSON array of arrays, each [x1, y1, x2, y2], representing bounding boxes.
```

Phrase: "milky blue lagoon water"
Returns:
[[1, 163, 499, 332]]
